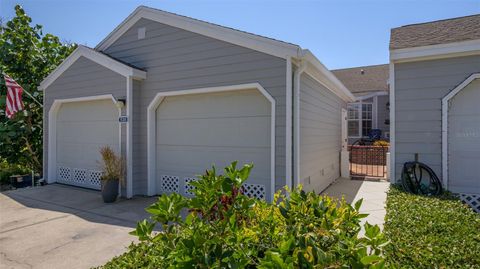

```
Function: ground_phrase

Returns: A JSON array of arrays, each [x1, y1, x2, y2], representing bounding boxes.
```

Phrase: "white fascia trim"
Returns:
[[441, 73, 480, 189], [96, 6, 300, 59], [146, 83, 276, 201], [293, 60, 307, 187], [389, 63, 396, 183], [390, 39, 480, 63], [39, 45, 146, 91], [301, 50, 356, 102], [47, 94, 121, 185], [355, 91, 389, 101]]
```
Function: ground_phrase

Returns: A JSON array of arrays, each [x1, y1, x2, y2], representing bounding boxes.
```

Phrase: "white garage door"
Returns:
[[56, 99, 119, 190], [155, 89, 271, 199], [448, 78, 480, 194]]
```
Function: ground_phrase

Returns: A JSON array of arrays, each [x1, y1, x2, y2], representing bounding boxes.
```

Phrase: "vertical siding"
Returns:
[[299, 73, 346, 193], [43, 57, 126, 180], [394, 55, 480, 181], [103, 18, 287, 195]]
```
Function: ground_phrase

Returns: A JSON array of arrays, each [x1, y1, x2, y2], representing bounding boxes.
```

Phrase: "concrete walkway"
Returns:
[[0, 184, 156, 269], [322, 177, 390, 229]]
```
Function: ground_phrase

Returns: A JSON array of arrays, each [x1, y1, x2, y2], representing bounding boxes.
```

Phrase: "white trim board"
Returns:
[[355, 91, 388, 101], [302, 50, 356, 102], [96, 6, 300, 59], [390, 39, 480, 63], [441, 73, 480, 189], [39, 45, 146, 91], [47, 94, 129, 195], [285, 57, 293, 190], [389, 63, 396, 183], [146, 83, 276, 201]]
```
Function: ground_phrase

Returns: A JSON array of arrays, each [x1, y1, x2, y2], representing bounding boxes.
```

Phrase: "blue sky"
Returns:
[[1, 0, 479, 69]]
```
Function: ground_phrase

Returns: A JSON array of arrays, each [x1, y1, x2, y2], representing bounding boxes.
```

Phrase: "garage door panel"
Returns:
[[56, 99, 119, 190], [157, 117, 270, 147], [156, 146, 270, 173], [155, 89, 272, 199], [448, 79, 480, 194], [57, 101, 118, 121], [157, 89, 270, 119], [57, 121, 118, 144]]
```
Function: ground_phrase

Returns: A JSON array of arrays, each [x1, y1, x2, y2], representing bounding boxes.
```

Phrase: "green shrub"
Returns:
[[384, 186, 480, 268], [0, 159, 30, 184], [101, 162, 387, 268]]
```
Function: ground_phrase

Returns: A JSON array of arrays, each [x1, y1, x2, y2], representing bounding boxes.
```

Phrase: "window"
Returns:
[[347, 104, 360, 137], [347, 103, 373, 137]]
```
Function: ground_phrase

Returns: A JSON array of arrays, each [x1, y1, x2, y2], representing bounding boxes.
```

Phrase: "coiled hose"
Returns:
[[401, 161, 443, 195]]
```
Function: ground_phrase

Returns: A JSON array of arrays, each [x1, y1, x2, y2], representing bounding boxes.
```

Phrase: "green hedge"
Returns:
[[100, 162, 388, 268], [384, 186, 480, 268], [0, 159, 30, 184]]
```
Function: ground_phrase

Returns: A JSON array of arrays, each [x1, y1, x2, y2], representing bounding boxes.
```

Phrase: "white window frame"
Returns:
[[347, 101, 374, 139]]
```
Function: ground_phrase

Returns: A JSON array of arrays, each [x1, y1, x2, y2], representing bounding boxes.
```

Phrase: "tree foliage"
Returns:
[[0, 5, 76, 172]]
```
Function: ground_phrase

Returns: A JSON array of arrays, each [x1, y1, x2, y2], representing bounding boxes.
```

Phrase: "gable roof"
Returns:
[[40, 6, 354, 102], [39, 45, 146, 90], [332, 64, 389, 95], [390, 14, 480, 50], [96, 6, 301, 59], [93, 6, 354, 102]]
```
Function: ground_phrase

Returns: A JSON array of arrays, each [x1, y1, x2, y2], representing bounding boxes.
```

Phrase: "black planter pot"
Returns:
[[101, 180, 119, 203]]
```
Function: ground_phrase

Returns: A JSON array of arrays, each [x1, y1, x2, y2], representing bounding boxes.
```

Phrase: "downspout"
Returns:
[[293, 59, 308, 188]]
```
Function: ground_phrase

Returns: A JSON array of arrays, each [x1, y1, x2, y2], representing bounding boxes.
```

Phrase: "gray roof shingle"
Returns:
[[390, 14, 480, 50], [332, 64, 389, 95]]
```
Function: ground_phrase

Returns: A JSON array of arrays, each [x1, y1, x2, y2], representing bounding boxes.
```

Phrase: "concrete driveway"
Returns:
[[0, 184, 156, 269]]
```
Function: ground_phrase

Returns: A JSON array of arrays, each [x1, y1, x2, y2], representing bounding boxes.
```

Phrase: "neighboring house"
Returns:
[[40, 6, 355, 201], [333, 65, 390, 144], [389, 15, 480, 201]]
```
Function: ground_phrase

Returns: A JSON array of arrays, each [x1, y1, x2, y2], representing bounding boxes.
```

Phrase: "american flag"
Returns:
[[4, 74, 24, 119]]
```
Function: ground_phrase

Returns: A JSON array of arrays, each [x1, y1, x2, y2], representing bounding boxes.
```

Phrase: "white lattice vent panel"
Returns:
[[73, 169, 88, 184], [89, 171, 103, 187], [58, 167, 71, 181], [161, 175, 179, 193], [184, 177, 197, 196], [242, 183, 266, 200], [459, 193, 480, 213]]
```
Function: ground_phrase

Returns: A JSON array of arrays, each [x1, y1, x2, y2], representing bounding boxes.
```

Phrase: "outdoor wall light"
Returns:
[[116, 98, 126, 109]]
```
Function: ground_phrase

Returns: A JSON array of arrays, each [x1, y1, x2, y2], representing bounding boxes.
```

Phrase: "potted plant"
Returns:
[[98, 146, 124, 203]]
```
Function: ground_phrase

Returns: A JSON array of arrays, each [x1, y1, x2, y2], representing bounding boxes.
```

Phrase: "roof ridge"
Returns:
[[393, 13, 480, 29], [136, 5, 300, 48], [332, 63, 389, 71]]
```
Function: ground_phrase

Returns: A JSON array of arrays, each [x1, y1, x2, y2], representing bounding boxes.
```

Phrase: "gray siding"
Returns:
[[43, 56, 126, 179], [394, 55, 480, 181], [299, 73, 346, 193], [103, 18, 287, 195]]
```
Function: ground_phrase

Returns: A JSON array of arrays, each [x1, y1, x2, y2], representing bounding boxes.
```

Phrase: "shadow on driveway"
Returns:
[[0, 184, 157, 269]]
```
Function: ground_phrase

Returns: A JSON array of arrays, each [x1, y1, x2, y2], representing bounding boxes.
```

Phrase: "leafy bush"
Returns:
[[384, 186, 480, 268], [0, 158, 30, 184], [100, 162, 387, 268]]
